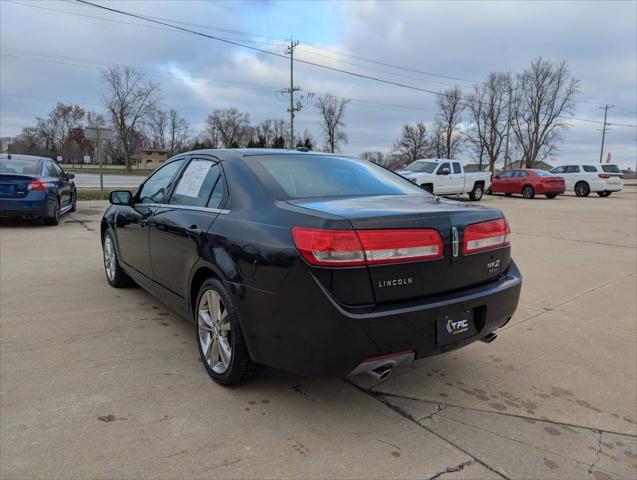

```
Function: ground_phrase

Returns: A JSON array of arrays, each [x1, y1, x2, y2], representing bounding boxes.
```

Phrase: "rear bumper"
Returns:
[[0, 194, 50, 218], [232, 259, 522, 377], [536, 184, 565, 194]]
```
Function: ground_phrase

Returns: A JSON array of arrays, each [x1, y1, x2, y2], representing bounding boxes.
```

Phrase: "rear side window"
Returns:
[[249, 154, 424, 199], [0, 158, 41, 175], [602, 165, 621, 173], [170, 159, 220, 207], [583, 165, 598, 173], [138, 159, 185, 204], [453, 162, 462, 174]]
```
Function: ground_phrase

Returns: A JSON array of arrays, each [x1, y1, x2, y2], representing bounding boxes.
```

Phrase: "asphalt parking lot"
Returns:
[[1, 189, 636, 480]]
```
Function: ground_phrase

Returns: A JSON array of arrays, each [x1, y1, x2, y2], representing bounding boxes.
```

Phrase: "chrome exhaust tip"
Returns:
[[368, 364, 393, 381]]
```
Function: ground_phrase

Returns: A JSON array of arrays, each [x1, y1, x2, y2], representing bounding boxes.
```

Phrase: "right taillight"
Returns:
[[463, 219, 511, 254], [291, 227, 443, 267], [27, 180, 47, 191]]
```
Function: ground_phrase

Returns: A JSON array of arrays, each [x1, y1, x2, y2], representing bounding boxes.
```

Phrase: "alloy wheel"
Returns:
[[103, 234, 116, 282], [198, 289, 232, 374]]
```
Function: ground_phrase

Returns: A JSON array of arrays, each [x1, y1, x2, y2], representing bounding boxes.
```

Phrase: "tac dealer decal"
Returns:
[[446, 317, 470, 336]]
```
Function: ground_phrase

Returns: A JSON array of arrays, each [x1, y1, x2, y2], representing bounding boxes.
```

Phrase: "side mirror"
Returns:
[[66, 172, 75, 179], [439, 168, 450, 175], [109, 190, 133, 205]]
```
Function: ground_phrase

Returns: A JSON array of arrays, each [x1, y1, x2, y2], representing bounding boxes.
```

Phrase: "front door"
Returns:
[[116, 158, 186, 278], [449, 161, 465, 194], [149, 157, 226, 298], [435, 162, 453, 194]]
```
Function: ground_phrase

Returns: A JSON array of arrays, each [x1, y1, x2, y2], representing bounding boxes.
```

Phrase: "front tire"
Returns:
[[522, 186, 535, 199], [597, 191, 611, 197], [43, 200, 60, 226], [469, 184, 484, 201], [102, 230, 133, 287], [575, 181, 590, 197], [195, 278, 262, 386]]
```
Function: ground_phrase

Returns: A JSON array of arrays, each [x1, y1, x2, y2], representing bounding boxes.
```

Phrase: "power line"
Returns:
[[71, 0, 637, 129]]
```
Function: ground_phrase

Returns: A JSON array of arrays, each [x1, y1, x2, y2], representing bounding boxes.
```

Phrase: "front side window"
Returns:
[[551, 166, 564, 174], [514, 170, 528, 178], [170, 159, 221, 207], [437, 163, 451, 175], [583, 165, 598, 173], [564, 165, 580, 173], [499, 171, 514, 179], [453, 162, 462, 174], [404, 161, 437, 173], [249, 154, 424, 199], [138, 159, 185, 204]]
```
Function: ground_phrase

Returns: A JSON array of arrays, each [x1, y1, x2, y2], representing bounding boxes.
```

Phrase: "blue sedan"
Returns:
[[0, 154, 76, 225]]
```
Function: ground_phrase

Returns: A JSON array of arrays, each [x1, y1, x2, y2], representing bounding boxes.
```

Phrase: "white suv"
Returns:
[[550, 164, 623, 197]]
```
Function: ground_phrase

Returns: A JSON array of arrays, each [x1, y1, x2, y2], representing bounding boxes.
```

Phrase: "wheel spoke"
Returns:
[[210, 335, 220, 365], [199, 309, 213, 328], [208, 291, 221, 322], [218, 337, 231, 366], [201, 335, 212, 364]]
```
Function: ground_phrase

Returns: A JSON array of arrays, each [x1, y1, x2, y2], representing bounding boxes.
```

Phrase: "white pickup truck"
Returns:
[[397, 159, 492, 201]]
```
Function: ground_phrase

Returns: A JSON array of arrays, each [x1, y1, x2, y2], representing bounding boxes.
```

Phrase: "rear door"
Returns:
[[48, 161, 72, 208], [149, 156, 226, 297]]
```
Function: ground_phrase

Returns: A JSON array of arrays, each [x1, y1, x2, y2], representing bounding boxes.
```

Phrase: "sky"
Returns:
[[1, 0, 636, 169]]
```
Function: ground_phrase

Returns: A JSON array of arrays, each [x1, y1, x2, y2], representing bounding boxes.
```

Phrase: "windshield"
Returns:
[[248, 154, 426, 199], [0, 158, 41, 175], [404, 161, 437, 173], [601, 165, 621, 173]]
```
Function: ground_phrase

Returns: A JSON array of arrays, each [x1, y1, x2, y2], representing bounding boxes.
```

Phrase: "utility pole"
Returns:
[[503, 85, 513, 171], [283, 38, 301, 148], [598, 104, 612, 164]]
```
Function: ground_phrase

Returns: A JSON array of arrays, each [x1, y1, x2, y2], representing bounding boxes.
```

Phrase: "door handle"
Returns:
[[185, 226, 202, 237]]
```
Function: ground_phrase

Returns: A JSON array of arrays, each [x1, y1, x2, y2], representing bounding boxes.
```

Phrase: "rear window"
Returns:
[[404, 161, 437, 173], [0, 158, 41, 175], [249, 154, 425, 199], [534, 170, 555, 177], [601, 165, 621, 173]]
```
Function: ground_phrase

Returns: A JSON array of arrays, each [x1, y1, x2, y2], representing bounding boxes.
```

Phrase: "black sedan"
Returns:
[[101, 149, 522, 385], [0, 154, 76, 225]]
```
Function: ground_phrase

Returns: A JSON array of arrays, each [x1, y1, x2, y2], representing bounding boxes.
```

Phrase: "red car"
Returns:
[[489, 169, 566, 199]]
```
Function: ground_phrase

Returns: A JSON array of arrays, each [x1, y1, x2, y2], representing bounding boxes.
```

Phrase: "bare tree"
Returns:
[[34, 103, 85, 158], [467, 73, 512, 173], [101, 66, 160, 171], [147, 108, 190, 155], [511, 58, 579, 167], [254, 118, 289, 148], [315, 94, 349, 153], [205, 108, 250, 148], [435, 86, 465, 158], [393, 122, 430, 164], [360, 151, 387, 165], [86, 110, 108, 128]]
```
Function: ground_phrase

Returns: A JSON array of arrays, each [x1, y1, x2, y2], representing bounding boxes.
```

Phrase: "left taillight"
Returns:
[[27, 180, 47, 191], [598, 174, 611, 179], [463, 218, 511, 254], [291, 227, 443, 267]]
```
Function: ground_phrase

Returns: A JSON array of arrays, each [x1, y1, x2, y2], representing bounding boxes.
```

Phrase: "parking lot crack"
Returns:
[[587, 430, 603, 479], [425, 459, 475, 480]]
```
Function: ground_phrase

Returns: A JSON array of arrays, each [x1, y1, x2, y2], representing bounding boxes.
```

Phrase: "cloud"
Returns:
[[1, 0, 635, 167]]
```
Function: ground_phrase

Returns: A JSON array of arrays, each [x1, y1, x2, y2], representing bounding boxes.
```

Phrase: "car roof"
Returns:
[[179, 148, 357, 162], [0, 153, 51, 163]]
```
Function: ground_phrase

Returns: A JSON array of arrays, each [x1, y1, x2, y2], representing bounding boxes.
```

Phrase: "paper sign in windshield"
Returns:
[[175, 161, 211, 198]]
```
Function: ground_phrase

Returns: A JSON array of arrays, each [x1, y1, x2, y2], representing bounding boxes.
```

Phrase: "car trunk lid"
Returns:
[[289, 194, 511, 304], [0, 174, 36, 199]]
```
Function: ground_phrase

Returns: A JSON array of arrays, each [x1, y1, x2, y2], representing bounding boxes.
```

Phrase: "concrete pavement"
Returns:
[[1, 190, 635, 479]]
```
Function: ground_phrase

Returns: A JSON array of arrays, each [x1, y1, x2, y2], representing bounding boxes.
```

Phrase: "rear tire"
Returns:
[[469, 184, 484, 201], [195, 278, 262, 386], [597, 191, 611, 197], [522, 186, 535, 199], [43, 200, 60, 226], [545, 193, 557, 199], [575, 181, 590, 197], [102, 229, 134, 287]]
